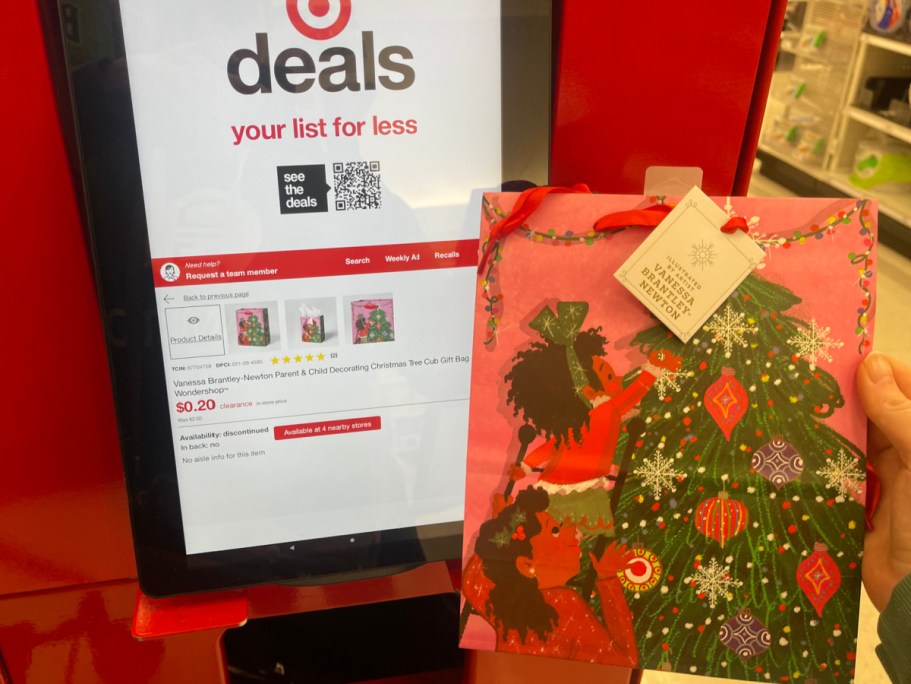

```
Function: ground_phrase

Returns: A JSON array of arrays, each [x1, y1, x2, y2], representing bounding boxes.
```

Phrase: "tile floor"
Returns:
[[641, 165, 910, 684]]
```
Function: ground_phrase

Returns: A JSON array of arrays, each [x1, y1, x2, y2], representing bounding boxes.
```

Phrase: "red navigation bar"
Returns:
[[274, 416, 382, 440], [152, 239, 478, 287]]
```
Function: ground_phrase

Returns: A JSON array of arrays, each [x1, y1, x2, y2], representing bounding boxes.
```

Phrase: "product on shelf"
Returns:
[[869, 0, 908, 34], [795, 130, 826, 162], [862, 75, 911, 111], [766, 111, 822, 158], [769, 117, 799, 147], [850, 133, 911, 190], [785, 75, 807, 101], [799, 27, 827, 49]]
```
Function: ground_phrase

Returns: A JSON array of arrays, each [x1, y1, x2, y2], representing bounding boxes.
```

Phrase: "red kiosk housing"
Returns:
[[1, 2, 785, 681]]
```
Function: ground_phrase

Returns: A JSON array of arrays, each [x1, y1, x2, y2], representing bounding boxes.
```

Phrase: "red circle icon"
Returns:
[[287, 0, 352, 40]]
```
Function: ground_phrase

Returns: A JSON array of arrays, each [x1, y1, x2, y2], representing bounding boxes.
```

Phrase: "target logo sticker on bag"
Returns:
[[287, 0, 352, 40]]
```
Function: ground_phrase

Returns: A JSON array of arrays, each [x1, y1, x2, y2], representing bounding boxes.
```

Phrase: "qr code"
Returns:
[[333, 161, 381, 211]]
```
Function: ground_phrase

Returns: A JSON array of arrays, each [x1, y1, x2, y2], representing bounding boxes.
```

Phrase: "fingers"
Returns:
[[857, 354, 911, 462], [890, 468, 911, 569], [867, 423, 891, 461]]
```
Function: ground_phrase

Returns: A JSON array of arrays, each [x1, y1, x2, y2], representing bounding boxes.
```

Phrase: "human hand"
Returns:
[[648, 349, 682, 373], [856, 353, 911, 612], [590, 541, 632, 580]]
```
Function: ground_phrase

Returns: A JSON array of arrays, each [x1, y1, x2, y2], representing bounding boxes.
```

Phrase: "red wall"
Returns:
[[551, 1, 786, 195]]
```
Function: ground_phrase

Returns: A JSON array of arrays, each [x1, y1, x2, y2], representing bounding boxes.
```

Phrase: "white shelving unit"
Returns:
[[758, 0, 911, 237]]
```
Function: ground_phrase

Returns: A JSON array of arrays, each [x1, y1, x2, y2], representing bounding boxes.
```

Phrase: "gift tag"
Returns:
[[614, 186, 765, 342]]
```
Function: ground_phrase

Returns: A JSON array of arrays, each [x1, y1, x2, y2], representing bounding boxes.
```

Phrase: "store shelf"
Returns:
[[759, 142, 911, 225], [860, 31, 911, 58], [828, 174, 911, 224], [758, 0, 911, 244], [845, 105, 911, 144], [758, 142, 829, 178]]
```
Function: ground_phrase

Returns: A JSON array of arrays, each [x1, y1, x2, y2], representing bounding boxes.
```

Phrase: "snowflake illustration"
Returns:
[[653, 368, 683, 400], [686, 558, 743, 609], [633, 450, 686, 498], [816, 449, 864, 497], [787, 319, 843, 369], [689, 240, 716, 269], [704, 304, 758, 357]]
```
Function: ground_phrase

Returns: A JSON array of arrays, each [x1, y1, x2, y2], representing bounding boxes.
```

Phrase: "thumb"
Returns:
[[857, 353, 911, 460]]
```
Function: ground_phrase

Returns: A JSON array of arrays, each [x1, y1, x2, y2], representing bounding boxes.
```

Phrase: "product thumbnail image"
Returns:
[[300, 303, 325, 343], [236, 307, 271, 346], [351, 299, 394, 344]]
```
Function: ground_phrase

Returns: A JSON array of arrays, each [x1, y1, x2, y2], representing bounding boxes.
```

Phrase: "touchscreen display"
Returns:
[[116, 0, 501, 556]]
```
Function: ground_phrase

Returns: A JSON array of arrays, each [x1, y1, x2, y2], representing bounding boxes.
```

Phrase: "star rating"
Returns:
[[269, 353, 329, 364]]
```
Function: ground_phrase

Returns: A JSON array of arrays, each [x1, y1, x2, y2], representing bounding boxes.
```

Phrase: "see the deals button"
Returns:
[[277, 164, 330, 214]]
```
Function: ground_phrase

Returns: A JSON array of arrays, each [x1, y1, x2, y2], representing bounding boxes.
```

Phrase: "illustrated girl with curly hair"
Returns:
[[505, 302, 681, 536], [465, 487, 638, 665]]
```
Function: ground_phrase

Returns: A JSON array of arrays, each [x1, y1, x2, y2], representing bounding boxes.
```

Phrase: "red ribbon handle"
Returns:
[[478, 186, 751, 274], [595, 207, 749, 234], [593, 205, 673, 232], [478, 184, 591, 273]]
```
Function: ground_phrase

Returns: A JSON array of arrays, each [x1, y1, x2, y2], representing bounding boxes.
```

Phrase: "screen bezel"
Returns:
[[45, 0, 553, 597]]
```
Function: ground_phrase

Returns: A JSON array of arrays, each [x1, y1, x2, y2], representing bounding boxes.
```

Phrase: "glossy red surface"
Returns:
[[3, 0, 136, 597], [131, 561, 455, 639], [0, 582, 228, 684], [551, 1, 787, 196]]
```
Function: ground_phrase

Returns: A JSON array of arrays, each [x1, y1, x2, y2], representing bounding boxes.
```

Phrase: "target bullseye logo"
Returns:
[[287, 0, 352, 40], [228, 1, 414, 95]]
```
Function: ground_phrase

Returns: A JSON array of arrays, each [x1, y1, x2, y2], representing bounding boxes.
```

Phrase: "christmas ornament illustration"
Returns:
[[796, 542, 841, 616], [617, 544, 663, 592], [719, 609, 772, 660], [704, 367, 748, 440], [694, 491, 749, 548], [751, 437, 804, 490]]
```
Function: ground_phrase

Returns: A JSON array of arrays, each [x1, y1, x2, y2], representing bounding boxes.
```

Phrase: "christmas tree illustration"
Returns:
[[603, 273, 865, 681], [363, 306, 394, 343], [238, 312, 270, 346]]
